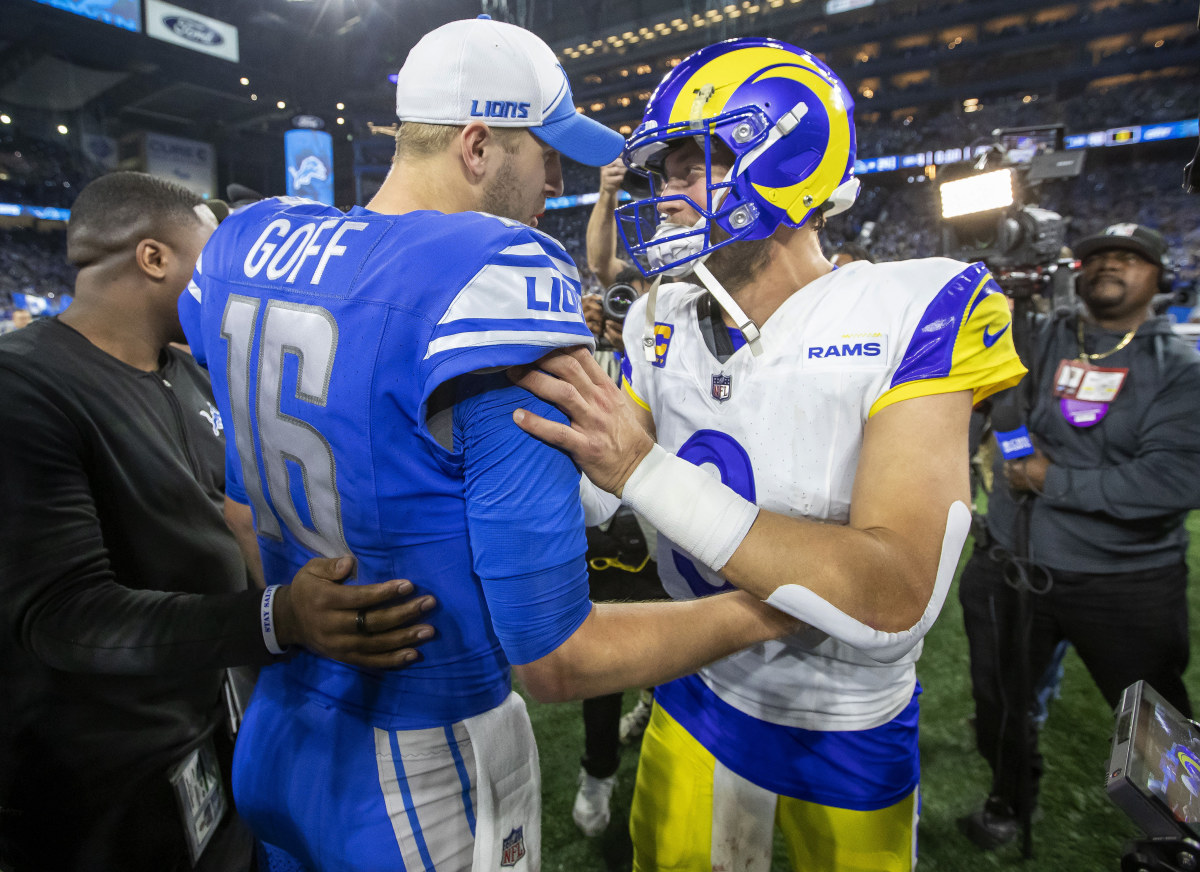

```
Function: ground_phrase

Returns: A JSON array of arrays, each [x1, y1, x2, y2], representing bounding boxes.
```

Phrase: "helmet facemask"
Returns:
[[617, 39, 859, 279]]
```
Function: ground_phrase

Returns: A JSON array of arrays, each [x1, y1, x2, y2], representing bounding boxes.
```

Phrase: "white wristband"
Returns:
[[764, 500, 971, 663], [261, 585, 287, 655], [620, 443, 758, 571]]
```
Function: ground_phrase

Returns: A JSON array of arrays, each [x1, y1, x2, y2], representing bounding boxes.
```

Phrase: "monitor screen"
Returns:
[[30, 0, 141, 33]]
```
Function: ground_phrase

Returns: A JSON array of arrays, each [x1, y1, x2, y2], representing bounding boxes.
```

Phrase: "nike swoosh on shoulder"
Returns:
[[982, 323, 1010, 347]]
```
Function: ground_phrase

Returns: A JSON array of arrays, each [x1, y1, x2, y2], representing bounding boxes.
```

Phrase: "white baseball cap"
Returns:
[[394, 16, 624, 167]]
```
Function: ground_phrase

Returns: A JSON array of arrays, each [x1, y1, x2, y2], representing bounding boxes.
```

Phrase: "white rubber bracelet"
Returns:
[[620, 443, 758, 571], [261, 585, 287, 655], [764, 500, 971, 663]]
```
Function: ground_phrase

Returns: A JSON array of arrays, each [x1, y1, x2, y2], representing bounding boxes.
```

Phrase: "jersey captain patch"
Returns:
[[653, 323, 674, 368]]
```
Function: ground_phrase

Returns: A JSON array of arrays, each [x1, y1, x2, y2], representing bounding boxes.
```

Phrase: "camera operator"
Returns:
[[959, 223, 1200, 851], [586, 158, 631, 289]]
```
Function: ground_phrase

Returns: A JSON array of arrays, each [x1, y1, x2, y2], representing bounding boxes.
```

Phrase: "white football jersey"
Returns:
[[621, 257, 1025, 731]]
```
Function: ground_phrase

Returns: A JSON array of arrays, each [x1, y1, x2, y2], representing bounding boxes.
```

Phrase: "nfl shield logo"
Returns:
[[711, 372, 732, 402], [501, 826, 526, 867]]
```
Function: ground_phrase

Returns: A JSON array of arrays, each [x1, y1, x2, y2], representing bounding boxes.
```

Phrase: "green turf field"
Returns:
[[527, 512, 1200, 871]]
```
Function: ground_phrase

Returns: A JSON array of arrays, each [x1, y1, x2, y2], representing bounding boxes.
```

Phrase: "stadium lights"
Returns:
[[240, 77, 249, 85], [57, 124, 69, 135], [336, 102, 345, 110], [940, 168, 1014, 219], [0, 114, 10, 124]]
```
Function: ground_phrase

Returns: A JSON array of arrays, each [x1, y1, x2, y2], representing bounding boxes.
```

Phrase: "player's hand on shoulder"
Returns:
[[275, 556, 436, 669], [509, 347, 654, 495]]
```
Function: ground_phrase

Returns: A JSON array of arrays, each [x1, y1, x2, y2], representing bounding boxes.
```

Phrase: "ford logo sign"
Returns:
[[164, 15, 224, 46]]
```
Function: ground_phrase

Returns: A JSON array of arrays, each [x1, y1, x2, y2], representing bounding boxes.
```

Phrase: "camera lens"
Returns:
[[602, 282, 638, 322]]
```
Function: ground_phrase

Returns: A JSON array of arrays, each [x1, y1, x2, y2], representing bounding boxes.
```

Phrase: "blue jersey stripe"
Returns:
[[432, 315, 593, 340], [389, 730, 437, 872], [445, 725, 477, 837]]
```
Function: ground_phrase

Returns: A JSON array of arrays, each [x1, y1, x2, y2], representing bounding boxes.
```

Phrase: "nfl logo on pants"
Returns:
[[501, 827, 526, 867], [712, 372, 732, 402]]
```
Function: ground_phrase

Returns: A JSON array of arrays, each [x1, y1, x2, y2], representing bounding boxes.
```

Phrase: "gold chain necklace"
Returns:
[[1077, 319, 1135, 362]]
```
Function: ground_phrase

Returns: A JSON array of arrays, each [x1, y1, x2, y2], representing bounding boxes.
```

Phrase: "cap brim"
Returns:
[[1074, 235, 1158, 265], [533, 113, 625, 166]]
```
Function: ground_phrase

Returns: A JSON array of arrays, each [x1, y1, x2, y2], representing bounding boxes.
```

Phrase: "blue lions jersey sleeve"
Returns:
[[181, 197, 594, 728], [454, 373, 590, 665]]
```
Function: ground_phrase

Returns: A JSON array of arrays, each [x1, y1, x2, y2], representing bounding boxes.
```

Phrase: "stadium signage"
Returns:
[[146, 0, 239, 63], [825, 0, 875, 12], [164, 16, 222, 46]]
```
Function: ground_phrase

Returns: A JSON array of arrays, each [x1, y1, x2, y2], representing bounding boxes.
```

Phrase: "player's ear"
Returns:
[[460, 121, 491, 184], [135, 238, 170, 281]]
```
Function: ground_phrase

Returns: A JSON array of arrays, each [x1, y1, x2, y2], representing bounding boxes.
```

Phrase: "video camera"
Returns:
[[1107, 680, 1200, 871], [601, 280, 640, 323], [940, 125, 1082, 303]]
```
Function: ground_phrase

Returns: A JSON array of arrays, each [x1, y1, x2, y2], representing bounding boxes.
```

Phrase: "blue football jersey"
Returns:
[[181, 197, 592, 729]]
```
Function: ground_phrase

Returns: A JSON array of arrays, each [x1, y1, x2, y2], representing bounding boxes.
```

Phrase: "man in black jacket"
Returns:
[[0, 172, 434, 871], [959, 224, 1200, 849]]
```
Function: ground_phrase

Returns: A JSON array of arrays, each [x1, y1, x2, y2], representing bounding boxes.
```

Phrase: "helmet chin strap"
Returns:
[[692, 259, 763, 356], [640, 256, 763, 361], [640, 275, 663, 363]]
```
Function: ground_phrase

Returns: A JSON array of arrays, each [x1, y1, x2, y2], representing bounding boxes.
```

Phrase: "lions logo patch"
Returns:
[[501, 826, 526, 867], [199, 402, 224, 437]]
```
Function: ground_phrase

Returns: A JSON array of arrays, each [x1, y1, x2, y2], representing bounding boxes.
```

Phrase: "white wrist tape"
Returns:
[[621, 443, 758, 571], [579, 474, 622, 527], [261, 585, 287, 655], [765, 500, 971, 664]]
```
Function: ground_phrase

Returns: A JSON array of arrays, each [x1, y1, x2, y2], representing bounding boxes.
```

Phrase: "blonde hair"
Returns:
[[393, 122, 529, 164]]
